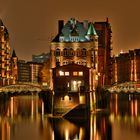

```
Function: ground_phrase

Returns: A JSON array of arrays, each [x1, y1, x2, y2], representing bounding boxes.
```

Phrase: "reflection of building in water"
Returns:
[[51, 118, 89, 140], [109, 93, 139, 117], [90, 114, 112, 140], [4, 96, 45, 123], [0, 120, 10, 140], [0, 95, 54, 140]]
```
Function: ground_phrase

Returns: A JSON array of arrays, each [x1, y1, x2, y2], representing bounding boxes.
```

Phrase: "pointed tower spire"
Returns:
[[12, 49, 17, 57], [87, 23, 97, 36], [0, 19, 4, 26]]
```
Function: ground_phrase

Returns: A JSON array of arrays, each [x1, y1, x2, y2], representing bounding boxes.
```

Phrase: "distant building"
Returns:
[[111, 49, 140, 84], [27, 62, 42, 83], [32, 53, 50, 63], [17, 60, 42, 84], [0, 19, 11, 86], [17, 60, 31, 83]]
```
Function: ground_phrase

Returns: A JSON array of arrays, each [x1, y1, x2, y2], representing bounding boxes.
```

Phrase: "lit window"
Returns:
[[79, 71, 83, 76], [59, 71, 64, 76], [65, 72, 69, 76], [73, 72, 78, 76]]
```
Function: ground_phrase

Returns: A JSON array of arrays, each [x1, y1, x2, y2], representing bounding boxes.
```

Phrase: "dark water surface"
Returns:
[[0, 93, 140, 140]]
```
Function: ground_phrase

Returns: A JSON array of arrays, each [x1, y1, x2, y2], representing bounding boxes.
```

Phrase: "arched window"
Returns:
[[55, 48, 60, 57], [76, 48, 81, 57], [69, 48, 74, 57], [63, 48, 68, 57], [82, 48, 87, 57]]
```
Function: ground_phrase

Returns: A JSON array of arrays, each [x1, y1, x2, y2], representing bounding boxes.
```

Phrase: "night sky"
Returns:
[[0, 0, 140, 60]]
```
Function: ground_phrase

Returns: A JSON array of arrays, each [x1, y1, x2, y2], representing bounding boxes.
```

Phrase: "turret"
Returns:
[[10, 49, 18, 84]]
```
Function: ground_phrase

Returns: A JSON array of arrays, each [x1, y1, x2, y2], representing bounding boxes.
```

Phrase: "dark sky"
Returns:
[[1, 0, 140, 60]]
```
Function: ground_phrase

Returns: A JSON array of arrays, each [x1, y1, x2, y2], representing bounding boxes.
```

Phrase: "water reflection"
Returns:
[[0, 93, 140, 140]]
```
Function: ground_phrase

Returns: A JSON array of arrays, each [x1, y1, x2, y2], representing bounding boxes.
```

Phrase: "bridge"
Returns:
[[107, 82, 140, 93], [0, 83, 43, 94]]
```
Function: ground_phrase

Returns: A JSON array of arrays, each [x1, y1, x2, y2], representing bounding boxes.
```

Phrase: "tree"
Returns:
[[38, 59, 51, 87]]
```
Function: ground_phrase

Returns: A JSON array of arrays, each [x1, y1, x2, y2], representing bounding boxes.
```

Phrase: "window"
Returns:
[[59, 71, 64, 76], [76, 49, 81, 57], [69, 48, 74, 56], [55, 48, 60, 57], [79, 71, 83, 76], [73, 71, 78, 76], [65, 72, 69, 76], [63, 48, 68, 57], [82, 48, 86, 57]]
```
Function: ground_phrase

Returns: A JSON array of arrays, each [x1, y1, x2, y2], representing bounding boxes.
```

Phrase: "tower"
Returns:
[[10, 49, 18, 84]]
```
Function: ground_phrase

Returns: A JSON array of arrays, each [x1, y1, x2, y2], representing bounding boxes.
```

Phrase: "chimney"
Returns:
[[83, 20, 88, 30], [58, 20, 64, 34]]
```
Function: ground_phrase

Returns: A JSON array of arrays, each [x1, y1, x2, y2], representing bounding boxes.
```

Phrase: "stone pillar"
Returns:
[[60, 48, 63, 66], [86, 50, 91, 68], [51, 46, 56, 68]]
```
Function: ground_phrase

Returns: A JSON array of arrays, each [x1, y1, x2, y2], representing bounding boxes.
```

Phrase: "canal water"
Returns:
[[0, 93, 140, 140]]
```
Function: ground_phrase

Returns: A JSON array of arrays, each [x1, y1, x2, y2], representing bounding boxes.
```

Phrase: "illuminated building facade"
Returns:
[[111, 49, 140, 84], [50, 18, 112, 89], [0, 19, 11, 86], [51, 18, 99, 91], [52, 64, 90, 115], [27, 62, 42, 83]]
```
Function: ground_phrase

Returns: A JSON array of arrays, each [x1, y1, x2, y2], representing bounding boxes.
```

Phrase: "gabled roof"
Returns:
[[70, 28, 79, 36], [87, 23, 97, 36], [0, 19, 3, 26]]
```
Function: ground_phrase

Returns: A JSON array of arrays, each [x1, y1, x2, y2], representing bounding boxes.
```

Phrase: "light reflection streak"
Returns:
[[65, 129, 69, 140], [31, 97, 34, 119], [90, 115, 93, 140], [42, 102, 44, 116], [115, 94, 118, 115], [10, 97, 14, 119], [135, 100, 138, 117]]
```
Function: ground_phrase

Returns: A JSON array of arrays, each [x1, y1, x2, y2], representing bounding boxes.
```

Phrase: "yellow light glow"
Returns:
[[79, 71, 83, 76], [65, 129, 69, 140], [64, 95, 69, 102], [65, 72, 69, 76], [59, 71, 64, 76]]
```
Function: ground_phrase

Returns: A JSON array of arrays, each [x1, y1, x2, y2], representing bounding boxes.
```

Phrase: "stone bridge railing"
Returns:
[[107, 82, 140, 93], [0, 83, 43, 93]]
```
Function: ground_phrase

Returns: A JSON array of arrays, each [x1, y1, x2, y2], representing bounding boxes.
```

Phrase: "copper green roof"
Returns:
[[87, 23, 97, 36]]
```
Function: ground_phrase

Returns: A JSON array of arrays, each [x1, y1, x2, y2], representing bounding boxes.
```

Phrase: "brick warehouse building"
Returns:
[[111, 49, 140, 84], [50, 18, 112, 114], [50, 18, 112, 89]]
